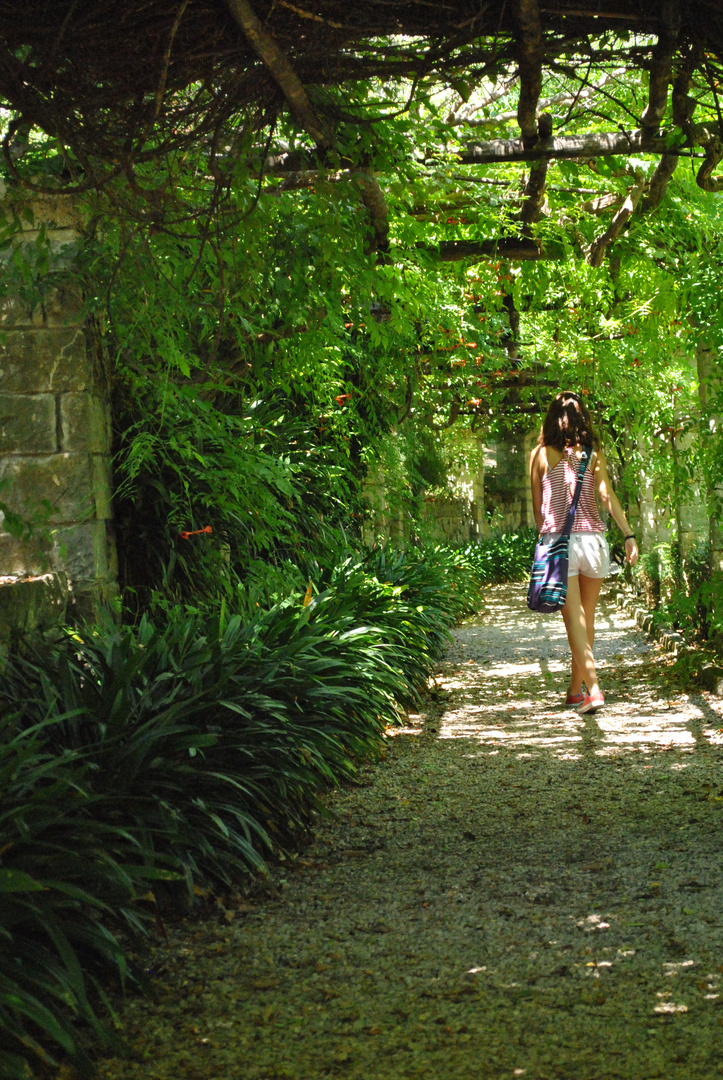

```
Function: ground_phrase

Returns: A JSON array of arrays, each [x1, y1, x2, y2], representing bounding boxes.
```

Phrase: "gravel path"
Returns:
[[98, 583, 723, 1080]]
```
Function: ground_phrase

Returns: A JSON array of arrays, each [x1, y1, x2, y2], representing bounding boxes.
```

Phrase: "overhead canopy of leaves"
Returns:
[[2, 1, 723, 198]]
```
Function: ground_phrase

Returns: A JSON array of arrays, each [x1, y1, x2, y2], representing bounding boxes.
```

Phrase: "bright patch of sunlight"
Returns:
[[577, 914, 611, 932], [480, 662, 549, 678], [386, 712, 425, 737], [437, 689, 703, 757], [597, 718, 696, 746], [663, 960, 696, 974]]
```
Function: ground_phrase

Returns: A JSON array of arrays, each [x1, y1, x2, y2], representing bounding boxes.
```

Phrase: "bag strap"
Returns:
[[561, 444, 592, 538]]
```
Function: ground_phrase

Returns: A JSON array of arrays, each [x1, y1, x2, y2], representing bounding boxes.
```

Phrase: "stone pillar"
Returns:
[[471, 432, 487, 538], [489, 427, 536, 529], [673, 431, 708, 563], [0, 193, 116, 624], [521, 427, 538, 527], [697, 339, 723, 574], [635, 473, 661, 552], [636, 432, 679, 603], [362, 462, 392, 546], [444, 428, 486, 542]]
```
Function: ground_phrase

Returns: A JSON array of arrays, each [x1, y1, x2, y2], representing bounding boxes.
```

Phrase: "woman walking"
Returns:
[[529, 393, 639, 713]]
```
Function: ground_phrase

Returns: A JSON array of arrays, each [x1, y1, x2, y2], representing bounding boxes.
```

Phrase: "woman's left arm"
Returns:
[[593, 450, 639, 566], [529, 445, 545, 532]]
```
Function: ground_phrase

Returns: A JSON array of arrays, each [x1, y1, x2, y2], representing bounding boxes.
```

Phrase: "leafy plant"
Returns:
[[460, 529, 538, 585], [0, 719, 148, 1078], [0, 539, 492, 1075]]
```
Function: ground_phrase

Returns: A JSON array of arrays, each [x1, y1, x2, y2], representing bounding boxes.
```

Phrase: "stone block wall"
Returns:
[[422, 495, 478, 545], [484, 429, 537, 530], [0, 195, 116, 625], [0, 572, 68, 651]]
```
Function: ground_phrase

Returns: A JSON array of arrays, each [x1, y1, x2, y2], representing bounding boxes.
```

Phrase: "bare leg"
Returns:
[[562, 574, 602, 699], [567, 574, 603, 694]]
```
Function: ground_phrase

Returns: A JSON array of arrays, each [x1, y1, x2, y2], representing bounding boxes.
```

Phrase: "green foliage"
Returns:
[[645, 539, 723, 652], [0, 541, 494, 1076], [0, 720, 142, 1077], [62, 58, 723, 615], [460, 529, 538, 585]]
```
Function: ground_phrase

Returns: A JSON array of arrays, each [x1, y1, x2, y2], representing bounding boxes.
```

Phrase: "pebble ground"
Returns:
[[96, 582, 723, 1080]]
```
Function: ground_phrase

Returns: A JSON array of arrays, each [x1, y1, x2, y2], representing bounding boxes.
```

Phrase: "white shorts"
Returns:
[[541, 532, 610, 579]]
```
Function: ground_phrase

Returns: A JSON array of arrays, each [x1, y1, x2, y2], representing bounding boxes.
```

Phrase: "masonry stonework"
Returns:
[[0, 195, 116, 632]]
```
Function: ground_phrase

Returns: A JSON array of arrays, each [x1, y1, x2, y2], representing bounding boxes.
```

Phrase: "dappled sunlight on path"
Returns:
[[97, 583, 723, 1080], [436, 584, 713, 758]]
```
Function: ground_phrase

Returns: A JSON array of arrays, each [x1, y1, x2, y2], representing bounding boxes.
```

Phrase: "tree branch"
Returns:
[[427, 397, 461, 432], [353, 169, 390, 253], [697, 135, 723, 192], [451, 72, 626, 129], [581, 191, 623, 214], [446, 75, 518, 125], [519, 156, 549, 224], [640, 0, 680, 130], [513, 0, 544, 144], [638, 41, 696, 215], [397, 375, 414, 425], [639, 151, 679, 214], [587, 174, 645, 266], [224, 0, 329, 145], [0, 46, 51, 132], [502, 290, 521, 361], [672, 45, 700, 143]]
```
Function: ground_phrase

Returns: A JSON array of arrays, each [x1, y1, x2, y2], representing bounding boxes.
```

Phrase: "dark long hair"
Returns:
[[539, 392, 600, 451]]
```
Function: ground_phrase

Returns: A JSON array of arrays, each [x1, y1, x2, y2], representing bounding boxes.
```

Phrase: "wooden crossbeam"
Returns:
[[435, 239, 564, 261], [456, 126, 718, 164]]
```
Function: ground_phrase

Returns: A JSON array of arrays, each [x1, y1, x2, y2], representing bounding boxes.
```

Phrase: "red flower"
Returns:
[[180, 525, 213, 540]]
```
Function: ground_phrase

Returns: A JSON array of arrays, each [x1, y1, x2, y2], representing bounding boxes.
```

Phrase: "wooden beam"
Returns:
[[456, 125, 718, 164], [435, 238, 564, 262]]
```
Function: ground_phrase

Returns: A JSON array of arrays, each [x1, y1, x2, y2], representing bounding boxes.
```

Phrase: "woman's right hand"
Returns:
[[624, 537, 639, 566]]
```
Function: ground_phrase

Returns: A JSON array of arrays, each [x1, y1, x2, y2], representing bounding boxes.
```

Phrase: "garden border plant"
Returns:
[[0, 533, 534, 1077]]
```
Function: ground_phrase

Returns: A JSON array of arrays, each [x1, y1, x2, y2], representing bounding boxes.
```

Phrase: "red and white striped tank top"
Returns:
[[540, 447, 605, 534]]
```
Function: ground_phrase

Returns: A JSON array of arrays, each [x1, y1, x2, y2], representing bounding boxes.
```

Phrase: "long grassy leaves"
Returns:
[[0, 537, 520, 1075]]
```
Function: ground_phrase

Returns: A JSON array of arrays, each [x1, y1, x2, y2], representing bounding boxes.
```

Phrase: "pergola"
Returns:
[[1, 3, 723, 227]]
